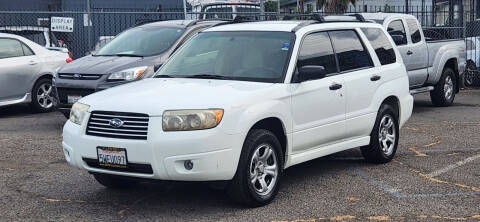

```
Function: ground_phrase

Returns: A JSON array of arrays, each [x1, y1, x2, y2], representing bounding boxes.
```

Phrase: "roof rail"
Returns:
[[186, 19, 232, 28], [289, 13, 369, 32], [211, 15, 252, 27], [283, 14, 325, 22]]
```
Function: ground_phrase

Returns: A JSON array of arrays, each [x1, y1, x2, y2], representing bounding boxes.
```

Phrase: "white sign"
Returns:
[[83, 14, 92, 27], [50, 17, 74, 32]]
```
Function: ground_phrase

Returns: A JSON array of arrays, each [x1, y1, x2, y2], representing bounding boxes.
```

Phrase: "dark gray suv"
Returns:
[[54, 20, 225, 117]]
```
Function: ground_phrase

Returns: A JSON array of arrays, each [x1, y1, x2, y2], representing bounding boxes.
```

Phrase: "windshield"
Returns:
[[96, 27, 184, 57], [155, 31, 294, 83]]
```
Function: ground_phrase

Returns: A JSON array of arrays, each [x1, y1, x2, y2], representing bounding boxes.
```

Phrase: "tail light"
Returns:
[[68, 51, 73, 59], [66, 57, 73, 63]]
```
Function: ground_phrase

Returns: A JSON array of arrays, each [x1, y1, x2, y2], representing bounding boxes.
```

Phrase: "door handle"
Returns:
[[329, 83, 342, 90], [28, 61, 38, 65], [370, 75, 381, 81], [406, 50, 413, 55]]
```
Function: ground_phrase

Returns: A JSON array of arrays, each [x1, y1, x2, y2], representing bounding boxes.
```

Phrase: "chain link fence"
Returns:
[[1, 6, 480, 85]]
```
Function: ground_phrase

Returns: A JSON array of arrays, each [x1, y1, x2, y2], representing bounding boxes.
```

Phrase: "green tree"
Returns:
[[316, 0, 357, 13], [265, 1, 278, 12]]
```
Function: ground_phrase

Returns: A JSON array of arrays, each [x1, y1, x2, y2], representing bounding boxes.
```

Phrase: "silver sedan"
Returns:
[[0, 33, 70, 112]]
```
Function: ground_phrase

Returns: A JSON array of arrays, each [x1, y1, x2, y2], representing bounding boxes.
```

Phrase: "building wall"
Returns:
[[0, 0, 184, 11], [281, 0, 434, 12]]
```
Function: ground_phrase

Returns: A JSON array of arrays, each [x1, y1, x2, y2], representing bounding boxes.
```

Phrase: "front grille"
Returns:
[[86, 111, 149, 140], [83, 158, 153, 174], [56, 87, 95, 104], [58, 73, 102, 80]]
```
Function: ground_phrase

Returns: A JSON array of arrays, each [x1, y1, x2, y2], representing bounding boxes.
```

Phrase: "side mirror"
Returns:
[[296, 65, 327, 82], [391, 34, 405, 45]]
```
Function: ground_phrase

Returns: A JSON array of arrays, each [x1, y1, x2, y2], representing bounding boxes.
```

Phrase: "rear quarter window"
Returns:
[[329, 30, 373, 72], [406, 19, 422, 44], [387, 20, 407, 46], [361, 28, 396, 65]]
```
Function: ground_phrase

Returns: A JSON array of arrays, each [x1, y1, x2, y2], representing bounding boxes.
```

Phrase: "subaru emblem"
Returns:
[[109, 118, 124, 128]]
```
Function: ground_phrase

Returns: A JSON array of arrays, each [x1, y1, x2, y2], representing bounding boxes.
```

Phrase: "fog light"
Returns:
[[184, 160, 193, 170]]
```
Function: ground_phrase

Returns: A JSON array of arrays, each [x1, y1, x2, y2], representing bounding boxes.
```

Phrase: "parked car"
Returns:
[[361, 13, 466, 106], [465, 36, 480, 86], [0, 26, 73, 59], [0, 33, 69, 112], [54, 20, 227, 118], [62, 16, 413, 207]]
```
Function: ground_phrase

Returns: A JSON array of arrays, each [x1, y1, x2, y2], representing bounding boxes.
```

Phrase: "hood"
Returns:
[[79, 78, 275, 115], [58, 54, 165, 75]]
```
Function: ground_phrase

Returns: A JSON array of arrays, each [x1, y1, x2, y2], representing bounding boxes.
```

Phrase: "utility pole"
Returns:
[[260, 0, 265, 19], [183, 0, 187, 19], [278, 0, 281, 14], [86, 0, 91, 51]]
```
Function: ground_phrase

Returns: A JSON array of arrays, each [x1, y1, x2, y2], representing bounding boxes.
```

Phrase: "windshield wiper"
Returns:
[[184, 74, 231, 80], [154, 74, 176, 78], [114, 53, 144, 57]]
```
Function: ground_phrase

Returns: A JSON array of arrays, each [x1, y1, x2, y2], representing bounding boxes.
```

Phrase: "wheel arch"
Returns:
[[380, 96, 400, 119], [31, 73, 53, 92], [248, 117, 288, 168], [443, 58, 460, 93]]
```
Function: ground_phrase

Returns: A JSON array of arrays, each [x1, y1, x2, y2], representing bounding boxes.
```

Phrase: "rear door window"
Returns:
[[329, 30, 373, 72], [406, 19, 422, 43], [0, 38, 26, 59], [387, 20, 407, 46], [361, 28, 396, 65], [297, 32, 338, 79]]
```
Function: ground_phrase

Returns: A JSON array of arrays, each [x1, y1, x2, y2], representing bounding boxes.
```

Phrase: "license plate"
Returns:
[[67, 95, 82, 104], [97, 147, 127, 168]]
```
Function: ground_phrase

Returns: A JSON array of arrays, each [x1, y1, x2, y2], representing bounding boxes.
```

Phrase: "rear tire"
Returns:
[[93, 174, 138, 189], [430, 67, 456, 107], [226, 129, 283, 207], [361, 103, 399, 164], [30, 78, 55, 113], [465, 60, 478, 87]]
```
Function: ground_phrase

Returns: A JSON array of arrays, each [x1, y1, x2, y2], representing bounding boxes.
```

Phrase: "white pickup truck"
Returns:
[[361, 13, 466, 106]]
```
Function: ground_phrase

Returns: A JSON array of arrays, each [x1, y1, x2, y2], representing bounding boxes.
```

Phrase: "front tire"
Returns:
[[93, 174, 138, 189], [430, 67, 456, 107], [361, 104, 399, 164], [227, 129, 283, 207], [30, 78, 55, 113]]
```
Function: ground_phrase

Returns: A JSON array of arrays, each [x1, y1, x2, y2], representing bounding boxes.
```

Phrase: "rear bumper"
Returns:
[[399, 94, 414, 128]]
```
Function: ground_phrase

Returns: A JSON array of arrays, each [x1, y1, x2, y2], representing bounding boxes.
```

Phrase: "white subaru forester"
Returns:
[[63, 15, 413, 207]]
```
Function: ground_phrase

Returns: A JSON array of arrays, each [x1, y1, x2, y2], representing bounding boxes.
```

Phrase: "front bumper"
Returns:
[[62, 114, 245, 181], [53, 77, 136, 112]]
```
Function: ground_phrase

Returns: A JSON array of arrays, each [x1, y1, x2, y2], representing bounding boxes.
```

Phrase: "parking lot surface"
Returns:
[[0, 89, 479, 221]]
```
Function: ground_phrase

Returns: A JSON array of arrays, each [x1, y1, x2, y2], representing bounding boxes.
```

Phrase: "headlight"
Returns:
[[107, 66, 151, 81], [162, 109, 223, 131], [70, 102, 90, 125]]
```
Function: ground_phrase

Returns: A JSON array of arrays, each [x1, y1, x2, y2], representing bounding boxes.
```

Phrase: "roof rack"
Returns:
[[211, 15, 252, 27], [186, 18, 232, 27], [289, 13, 369, 32]]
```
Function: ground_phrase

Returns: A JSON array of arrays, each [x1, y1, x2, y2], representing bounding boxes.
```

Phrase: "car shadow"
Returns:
[[0, 104, 35, 118], [79, 149, 367, 215]]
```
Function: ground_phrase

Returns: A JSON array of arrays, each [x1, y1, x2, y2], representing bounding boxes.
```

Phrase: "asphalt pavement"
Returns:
[[0, 89, 479, 221]]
